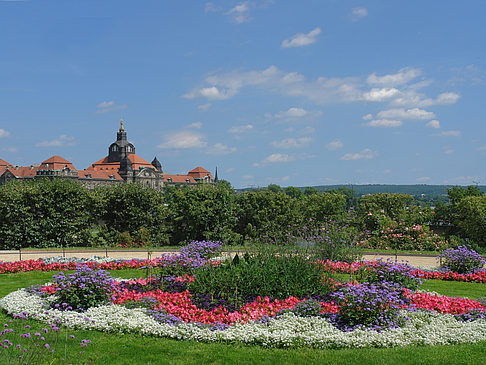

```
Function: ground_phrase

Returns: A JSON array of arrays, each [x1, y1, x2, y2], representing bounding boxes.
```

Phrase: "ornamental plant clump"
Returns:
[[51, 265, 120, 311], [437, 245, 486, 274], [328, 281, 409, 332], [179, 240, 223, 261], [354, 259, 422, 290]]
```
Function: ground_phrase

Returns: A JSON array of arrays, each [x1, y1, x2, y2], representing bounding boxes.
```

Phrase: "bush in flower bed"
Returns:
[[353, 259, 422, 290], [328, 281, 409, 332], [179, 240, 223, 261], [437, 245, 486, 274], [187, 245, 337, 309], [49, 266, 120, 311]]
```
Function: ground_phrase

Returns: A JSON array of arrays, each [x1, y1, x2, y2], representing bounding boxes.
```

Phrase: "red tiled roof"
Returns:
[[188, 166, 213, 179], [39, 155, 76, 170], [78, 170, 122, 180], [1, 165, 39, 178], [88, 154, 156, 171], [0, 159, 12, 167], [163, 175, 197, 183]]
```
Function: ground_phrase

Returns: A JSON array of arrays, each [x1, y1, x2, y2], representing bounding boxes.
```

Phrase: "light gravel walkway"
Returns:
[[0, 249, 444, 268]]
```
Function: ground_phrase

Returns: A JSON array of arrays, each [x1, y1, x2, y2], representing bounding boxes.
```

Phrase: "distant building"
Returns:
[[0, 121, 214, 189]]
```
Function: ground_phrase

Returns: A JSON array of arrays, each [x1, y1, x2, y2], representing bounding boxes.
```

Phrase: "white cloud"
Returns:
[[362, 88, 400, 102], [96, 100, 127, 114], [187, 122, 203, 129], [362, 114, 373, 120], [477, 145, 486, 151], [300, 126, 315, 135], [426, 120, 440, 129], [326, 139, 344, 150], [363, 119, 403, 128], [204, 2, 219, 13], [197, 103, 212, 111], [390, 91, 460, 108], [416, 176, 431, 182], [2, 147, 18, 153], [228, 124, 253, 134], [367, 67, 421, 87], [443, 147, 454, 155], [437, 130, 461, 137], [225, 2, 250, 23], [183, 86, 235, 100], [340, 148, 378, 160], [270, 137, 312, 149], [35, 135, 75, 147], [262, 153, 295, 163], [275, 107, 307, 118], [206, 143, 237, 155], [158, 130, 207, 149], [377, 108, 435, 120], [0, 129, 10, 138], [281, 27, 322, 48], [351, 7, 368, 20]]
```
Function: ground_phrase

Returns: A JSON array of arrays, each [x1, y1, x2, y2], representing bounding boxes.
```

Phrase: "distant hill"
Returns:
[[238, 184, 486, 204]]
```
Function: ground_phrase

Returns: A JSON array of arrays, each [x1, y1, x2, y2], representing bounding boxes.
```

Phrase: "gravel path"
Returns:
[[0, 249, 442, 268]]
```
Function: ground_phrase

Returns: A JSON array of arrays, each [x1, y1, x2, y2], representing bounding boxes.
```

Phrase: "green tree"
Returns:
[[284, 186, 304, 199], [359, 193, 413, 219], [94, 183, 168, 245], [300, 193, 346, 221], [447, 185, 484, 205], [304, 186, 320, 196], [0, 179, 92, 249], [267, 184, 282, 193], [164, 183, 238, 244]]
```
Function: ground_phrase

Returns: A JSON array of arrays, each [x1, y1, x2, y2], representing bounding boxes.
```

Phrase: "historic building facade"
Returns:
[[0, 121, 215, 189]]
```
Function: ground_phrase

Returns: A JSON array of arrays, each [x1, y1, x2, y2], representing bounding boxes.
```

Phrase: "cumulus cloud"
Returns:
[[197, 103, 212, 111], [362, 114, 373, 120], [367, 67, 422, 87], [426, 120, 440, 129], [225, 2, 251, 23], [437, 130, 461, 137], [158, 130, 207, 149], [206, 143, 237, 155], [96, 100, 127, 114], [281, 27, 322, 48], [390, 91, 460, 108], [340, 148, 378, 160], [187, 122, 203, 129], [416, 176, 431, 182], [261, 153, 295, 163], [0, 128, 10, 138], [377, 108, 435, 120], [443, 147, 454, 155], [351, 7, 368, 20], [275, 107, 307, 118], [325, 139, 344, 150], [228, 124, 253, 134], [270, 137, 313, 149], [35, 135, 75, 147], [183, 86, 235, 100], [362, 88, 400, 102], [363, 119, 403, 128]]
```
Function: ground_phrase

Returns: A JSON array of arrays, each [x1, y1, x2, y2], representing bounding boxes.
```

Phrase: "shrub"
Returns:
[[437, 245, 486, 274], [328, 281, 409, 332], [188, 245, 336, 308], [51, 266, 120, 311], [354, 259, 422, 290], [179, 240, 223, 261]]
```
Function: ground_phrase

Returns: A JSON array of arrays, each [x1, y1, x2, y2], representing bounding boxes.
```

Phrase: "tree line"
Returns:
[[0, 179, 484, 249]]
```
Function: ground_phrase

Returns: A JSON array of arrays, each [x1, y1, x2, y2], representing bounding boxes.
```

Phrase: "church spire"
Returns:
[[214, 167, 218, 182]]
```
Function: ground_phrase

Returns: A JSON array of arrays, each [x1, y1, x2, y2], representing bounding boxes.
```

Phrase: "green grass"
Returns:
[[1, 269, 486, 364]]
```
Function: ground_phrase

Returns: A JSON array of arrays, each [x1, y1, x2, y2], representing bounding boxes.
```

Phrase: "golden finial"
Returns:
[[120, 119, 124, 131]]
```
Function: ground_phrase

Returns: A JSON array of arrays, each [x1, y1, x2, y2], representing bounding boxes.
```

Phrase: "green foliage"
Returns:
[[455, 196, 486, 247], [234, 190, 299, 240], [267, 184, 283, 193], [164, 183, 238, 245], [93, 183, 169, 246], [188, 245, 335, 308], [359, 193, 413, 221], [303, 186, 319, 196], [284, 186, 304, 199], [300, 193, 346, 221], [447, 185, 484, 206], [0, 179, 93, 249]]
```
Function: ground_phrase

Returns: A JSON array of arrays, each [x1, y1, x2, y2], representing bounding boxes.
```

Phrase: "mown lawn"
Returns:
[[1, 269, 485, 364]]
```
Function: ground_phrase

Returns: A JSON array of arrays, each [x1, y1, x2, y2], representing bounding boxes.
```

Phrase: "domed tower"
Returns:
[[107, 119, 136, 163]]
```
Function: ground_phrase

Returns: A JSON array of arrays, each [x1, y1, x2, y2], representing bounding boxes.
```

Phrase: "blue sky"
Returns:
[[1, 0, 485, 188]]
